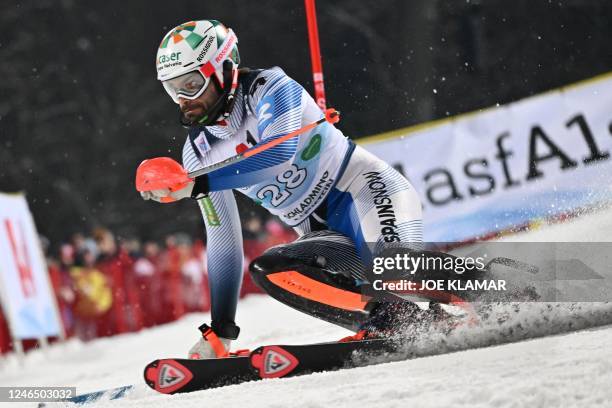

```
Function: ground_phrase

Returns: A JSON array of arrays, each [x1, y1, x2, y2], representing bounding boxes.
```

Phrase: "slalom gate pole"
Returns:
[[135, 111, 340, 225], [305, 0, 327, 110], [187, 109, 339, 179], [188, 109, 339, 226]]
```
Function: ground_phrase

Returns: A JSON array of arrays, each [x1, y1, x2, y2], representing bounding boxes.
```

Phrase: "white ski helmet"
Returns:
[[156, 20, 241, 126]]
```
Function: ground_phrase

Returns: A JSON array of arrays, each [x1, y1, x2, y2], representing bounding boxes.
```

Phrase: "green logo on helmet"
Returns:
[[157, 52, 182, 64], [300, 134, 322, 161], [159, 21, 206, 50]]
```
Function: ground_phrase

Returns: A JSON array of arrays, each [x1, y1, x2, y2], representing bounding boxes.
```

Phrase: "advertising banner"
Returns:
[[0, 193, 62, 339], [361, 73, 612, 241]]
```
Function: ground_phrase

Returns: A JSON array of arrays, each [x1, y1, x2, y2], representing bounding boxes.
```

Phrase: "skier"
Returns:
[[142, 20, 425, 359]]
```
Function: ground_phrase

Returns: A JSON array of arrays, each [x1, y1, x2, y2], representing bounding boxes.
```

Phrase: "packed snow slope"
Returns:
[[2, 206, 612, 408]]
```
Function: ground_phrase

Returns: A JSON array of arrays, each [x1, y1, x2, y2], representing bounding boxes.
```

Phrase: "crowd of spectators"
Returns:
[[0, 217, 296, 353]]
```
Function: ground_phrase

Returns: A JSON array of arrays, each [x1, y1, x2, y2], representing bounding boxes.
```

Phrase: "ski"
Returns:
[[144, 338, 406, 395], [143, 355, 257, 394], [249, 338, 404, 378]]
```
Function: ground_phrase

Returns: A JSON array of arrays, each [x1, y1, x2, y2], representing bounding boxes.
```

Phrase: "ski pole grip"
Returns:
[[324, 108, 340, 124]]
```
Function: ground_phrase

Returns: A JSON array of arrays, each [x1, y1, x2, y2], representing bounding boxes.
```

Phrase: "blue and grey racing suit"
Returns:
[[182, 67, 423, 327]]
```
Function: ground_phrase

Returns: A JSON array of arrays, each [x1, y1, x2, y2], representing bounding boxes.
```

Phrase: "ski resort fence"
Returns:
[[0, 224, 295, 355]]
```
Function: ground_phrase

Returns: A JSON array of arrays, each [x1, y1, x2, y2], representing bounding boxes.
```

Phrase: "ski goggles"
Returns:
[[162, 70, 210, 103], [162, 29, 238, 104]]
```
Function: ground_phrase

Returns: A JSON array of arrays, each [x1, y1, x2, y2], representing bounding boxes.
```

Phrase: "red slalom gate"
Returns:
[[305, 0, 327, 110]]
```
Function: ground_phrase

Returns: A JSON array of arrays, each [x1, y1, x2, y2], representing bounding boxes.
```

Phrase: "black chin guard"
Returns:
[[180, 61, 237, 128]]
